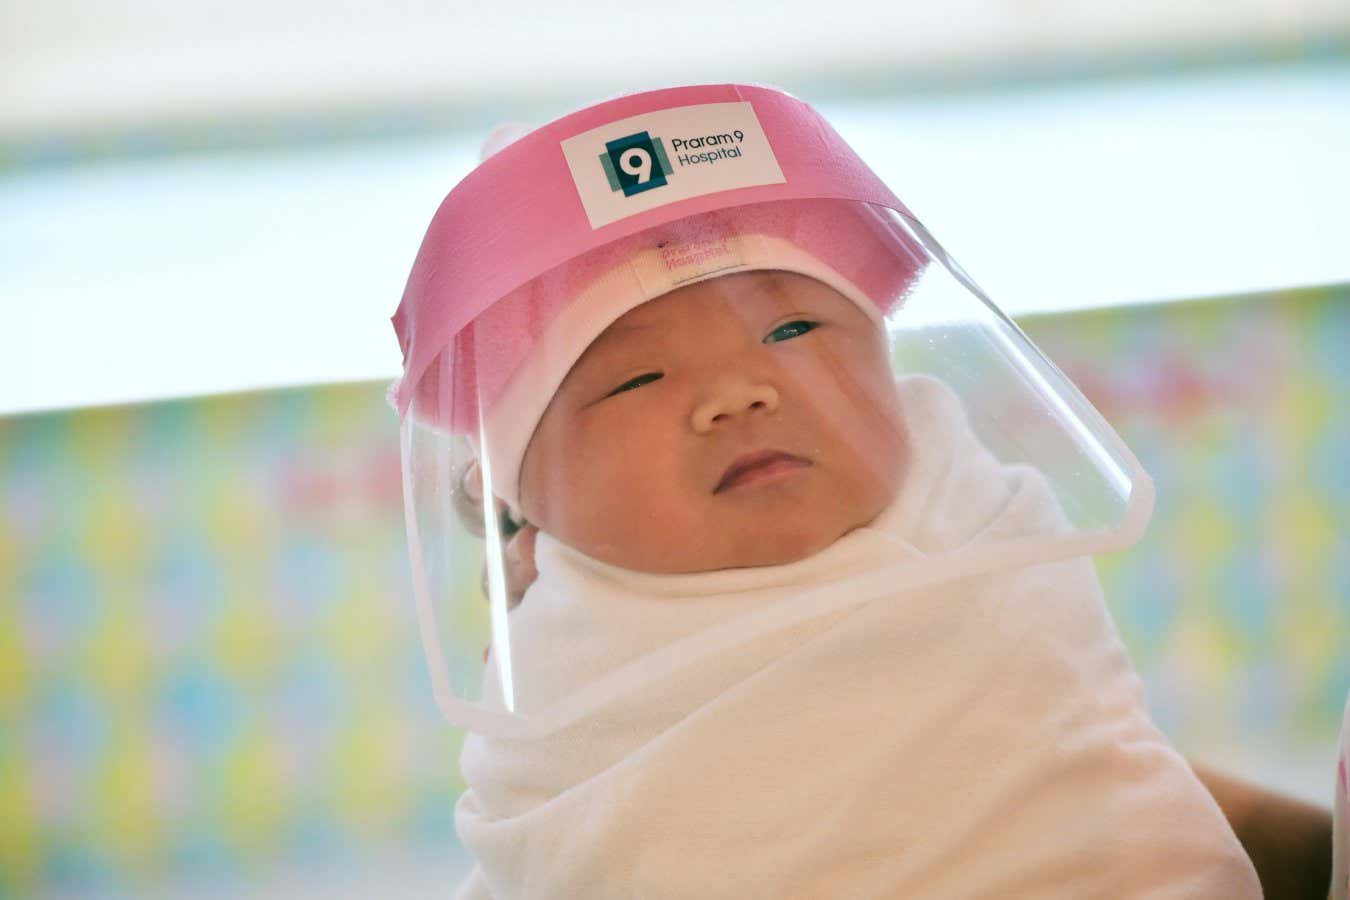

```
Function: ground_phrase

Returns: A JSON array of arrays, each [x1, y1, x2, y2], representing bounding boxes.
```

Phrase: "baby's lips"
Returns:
[[714, 449, 811, 493]]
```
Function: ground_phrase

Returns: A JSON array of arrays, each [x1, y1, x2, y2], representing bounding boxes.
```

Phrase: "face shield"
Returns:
[[390, 84, 1153, 741]]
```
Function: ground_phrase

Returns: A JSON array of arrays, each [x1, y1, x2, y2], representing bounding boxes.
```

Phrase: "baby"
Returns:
[[446, 268, 1256, 898], [390, 84, 1263, 897]]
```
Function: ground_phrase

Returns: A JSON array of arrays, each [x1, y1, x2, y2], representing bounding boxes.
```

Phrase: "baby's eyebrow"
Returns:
[[585, 322, 671, 360], [572, 337, 659, 382], [602, 320, 662, 338]]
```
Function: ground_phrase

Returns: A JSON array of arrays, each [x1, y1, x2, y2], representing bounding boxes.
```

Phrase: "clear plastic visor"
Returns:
[[398, 200, 1152, 739]]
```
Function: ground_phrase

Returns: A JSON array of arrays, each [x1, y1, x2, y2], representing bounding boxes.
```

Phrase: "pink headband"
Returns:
[[391, 83, 917, 433]]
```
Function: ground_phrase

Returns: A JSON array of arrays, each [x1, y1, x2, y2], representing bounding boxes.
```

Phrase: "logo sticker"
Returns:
[[601, 131, 673, 197], [562, 101, 786, 229]]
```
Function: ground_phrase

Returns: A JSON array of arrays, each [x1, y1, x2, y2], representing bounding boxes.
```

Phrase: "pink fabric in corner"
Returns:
[[390, 83, 917, 431]]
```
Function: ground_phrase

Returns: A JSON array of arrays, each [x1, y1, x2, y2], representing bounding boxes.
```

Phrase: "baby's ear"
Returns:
[[452, 458, 528, 539], [459, 458, 483, 501], [450, 458, 488, 539]]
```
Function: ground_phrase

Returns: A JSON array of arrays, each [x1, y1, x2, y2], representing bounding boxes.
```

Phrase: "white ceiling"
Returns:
[[3, 0, 1346, 137]]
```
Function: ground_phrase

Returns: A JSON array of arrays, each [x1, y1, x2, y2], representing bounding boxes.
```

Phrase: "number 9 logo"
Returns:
[[619, 147, 653, 184], [602, 131, 670, 196]]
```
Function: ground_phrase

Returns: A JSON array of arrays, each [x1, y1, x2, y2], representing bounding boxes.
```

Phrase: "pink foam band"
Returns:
[[392, 83, 913, 421]]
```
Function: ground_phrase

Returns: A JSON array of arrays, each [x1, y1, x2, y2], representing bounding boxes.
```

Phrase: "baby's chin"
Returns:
[[580, 510, 877, 574]]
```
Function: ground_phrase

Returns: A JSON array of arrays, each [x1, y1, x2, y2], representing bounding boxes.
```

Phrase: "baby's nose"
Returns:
[[690, 378, 781, 433]]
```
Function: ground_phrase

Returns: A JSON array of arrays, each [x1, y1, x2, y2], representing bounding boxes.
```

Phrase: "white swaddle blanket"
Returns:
[[453, 376, 1258, 898]]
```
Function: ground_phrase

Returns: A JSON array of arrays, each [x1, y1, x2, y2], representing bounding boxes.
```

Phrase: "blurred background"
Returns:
[[2, 1, 1348, 896]]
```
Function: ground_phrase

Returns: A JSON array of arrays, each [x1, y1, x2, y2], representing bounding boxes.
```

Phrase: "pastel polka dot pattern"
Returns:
[[1023, 285, 1350, 749]]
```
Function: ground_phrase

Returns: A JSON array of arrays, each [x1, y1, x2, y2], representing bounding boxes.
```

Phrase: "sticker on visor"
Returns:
[[561, 101, 786, 229]]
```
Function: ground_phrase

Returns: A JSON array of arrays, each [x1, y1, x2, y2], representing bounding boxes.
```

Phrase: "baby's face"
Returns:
[[517, 270, 907, 573]]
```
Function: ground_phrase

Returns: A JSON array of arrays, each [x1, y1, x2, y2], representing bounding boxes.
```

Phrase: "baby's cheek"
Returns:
[[600, 439, 673, 500]]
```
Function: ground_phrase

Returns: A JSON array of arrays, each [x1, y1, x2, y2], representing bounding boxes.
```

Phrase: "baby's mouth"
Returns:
[[714, 450, 812, 494]]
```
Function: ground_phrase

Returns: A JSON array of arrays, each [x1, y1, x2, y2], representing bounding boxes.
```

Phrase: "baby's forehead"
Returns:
[[596, 270, 832, 338]]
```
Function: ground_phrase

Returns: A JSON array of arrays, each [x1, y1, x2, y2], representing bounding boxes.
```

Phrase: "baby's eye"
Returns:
[[606, 372, 663, 397], [764, 320, 819, 344]]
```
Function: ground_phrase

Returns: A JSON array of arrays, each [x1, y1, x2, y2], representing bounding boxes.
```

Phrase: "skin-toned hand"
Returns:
[[1191, 762, 1333, 900], [452, 459, 538, 610]]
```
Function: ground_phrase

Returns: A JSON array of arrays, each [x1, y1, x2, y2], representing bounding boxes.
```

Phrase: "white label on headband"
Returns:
[[561, 101, 785, 230]]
